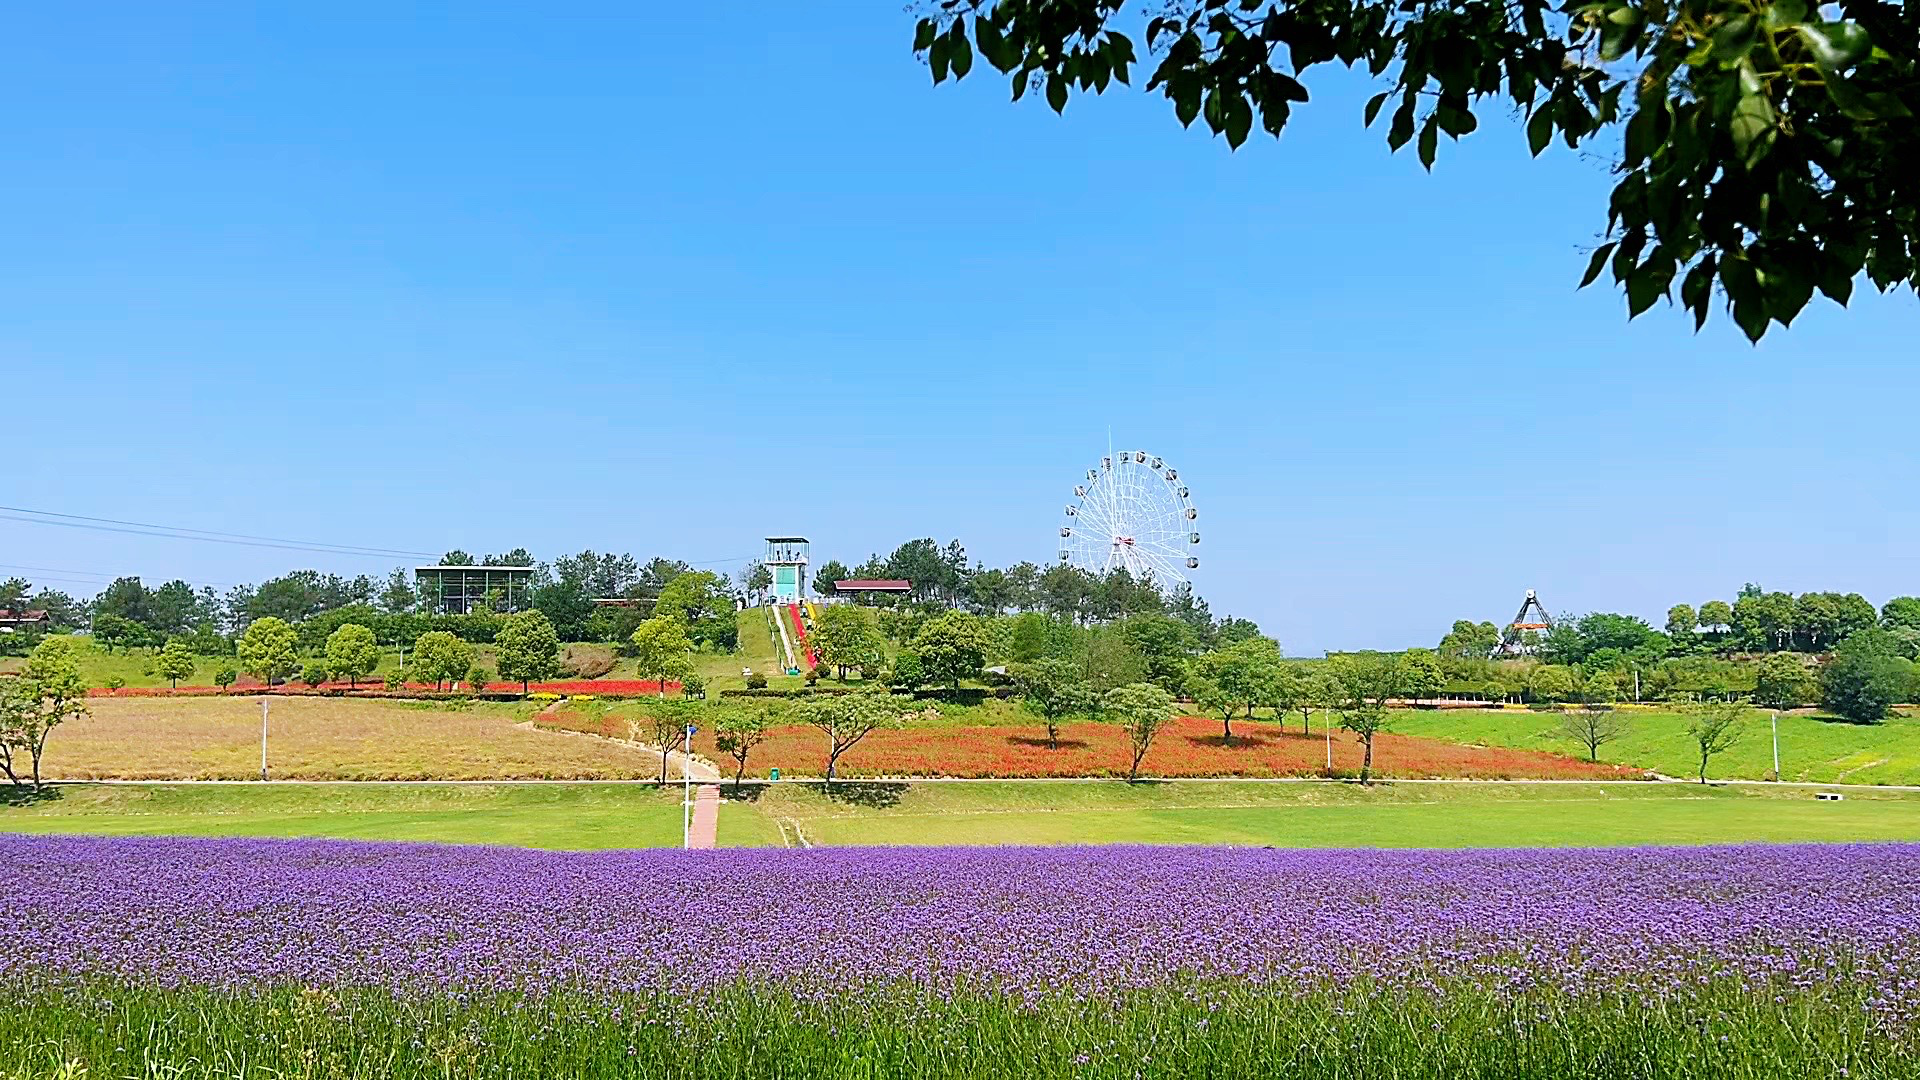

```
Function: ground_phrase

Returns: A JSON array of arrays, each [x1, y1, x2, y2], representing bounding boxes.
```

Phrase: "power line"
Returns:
[[0, 507, 437, 560], [0, 563, 237, 589]]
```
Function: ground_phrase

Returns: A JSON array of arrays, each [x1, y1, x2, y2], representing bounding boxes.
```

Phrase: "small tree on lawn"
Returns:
[[1554, 708, 1630, 763], [1686, 701, 1746, 784], [1101, 682, 1176, 781], [214, 667, 237, 693], [797, 689, 921, 783], [640, 701, 699, 784], [155, 639, 196, 689], [714, 704, 773, 785], [1821, 628, 1911, 724], [494, 610, 562, 693], [465, 666, 492, 694], [1398, 648, 1444, 706], [1189, 672, 1241, 745], [324, 623, 381, 689], [813, 604, 885, 680], [408, 631, 473, 692], [630, 617, 694, 699], [1008, 657, 1093, 751], [0, 636, 89, 790], [236, 617, 299, 688], [1330, 652, 1402, 783]]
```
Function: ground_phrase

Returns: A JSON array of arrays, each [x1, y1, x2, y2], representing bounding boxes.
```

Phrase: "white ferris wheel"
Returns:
[[1059, 449, 1200, 584]]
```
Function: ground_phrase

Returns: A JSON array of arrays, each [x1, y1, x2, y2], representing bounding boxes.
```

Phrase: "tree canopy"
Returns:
[[915, 0, 1918, 341]]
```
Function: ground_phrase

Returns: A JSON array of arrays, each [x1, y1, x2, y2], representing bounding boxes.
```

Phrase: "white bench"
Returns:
[[1815, 792, 1844, 802]]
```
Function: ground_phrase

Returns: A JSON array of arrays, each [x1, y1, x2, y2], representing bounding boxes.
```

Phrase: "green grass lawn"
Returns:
[[7, 778, 1918, 851], [747, 779, 1920, 848], [0, 783, 690, 848], [1388, 706, 1920, 785]]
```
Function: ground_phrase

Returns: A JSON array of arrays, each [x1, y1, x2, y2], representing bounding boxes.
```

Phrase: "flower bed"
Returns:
[[536, 710, 1644, 780], [89, 677, 679, 700]]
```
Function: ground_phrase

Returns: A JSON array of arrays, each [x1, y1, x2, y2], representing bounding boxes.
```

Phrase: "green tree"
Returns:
[[1329, 652, 1401, 783], [887, 652, 925, 690], [1821, 627, 1912, 723], [1698, 600, 1734, 638], [1665, 604, 1698, 644], [1398, 648, 1444, 705], [0, 636, 90, 789], [154, 639, 196, 689], [494, 611, 563, 692], [235, 617, 299, 688], [408, 630, 474, 692], [1881, 596, 1920, 634], [1008, 657, 1094, 750], [909, 610, 989, 692], [1119, 613, 1195, 695], [1686, 701, 1746, 783], [324, 623, 381, 689], [915, 0, 1920, 342], [1437, 619, 1500, 660], [1527, 664, 1576, 704], [629, 617, 694, 698], [654, 571, 739, 650], [299, 661, 332, 689], [1754, 652, 1816, 710], [813, 604, 886, 680], [90, 612, 142, 654], [797, 689, 921, 782], [812, 560, 852, 599], [714, 704, 774, 784], [1101, 682, 1176, 781], [214, 666, 237, 693], [1581, 671, 1619, 705]]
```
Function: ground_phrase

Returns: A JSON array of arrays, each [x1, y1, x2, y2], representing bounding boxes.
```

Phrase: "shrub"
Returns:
[[745, 671, 769, 690], [466, 666, 493, 693], [213, 667, 237, 693], [299, 663, 331, 689], [804, 666, 822, 686], [104, 675, 126, 692], [681, 673, 707, 699]]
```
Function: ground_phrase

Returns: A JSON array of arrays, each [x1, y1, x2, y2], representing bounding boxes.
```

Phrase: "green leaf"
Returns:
[[913, 18, 938, 52], [1732, 295, 1769, 342], [1626, 263, 1668, 316], [1764, 0, 1808, 28], [1681, 260, 1716, 329], [1364, 91, 1390, 126], [975, 16, 1009, 72], [930, 38, 950, 84], [1435, 104, 1477, 137], [1417, 116, 1438, 169], [1387, 99, 1415, 150], [1046, 72, 1069, 113], [1816, 265, 1855, 306], [1223, 93, 1252, 148], [1581, 242, 1618, 288], [1711, 15, 1757, 62], [1729, 92, 1777, 168], [1527, 108, 1553, 156], [1798, 21, 1871, 68], [948, 22, 973, 79]]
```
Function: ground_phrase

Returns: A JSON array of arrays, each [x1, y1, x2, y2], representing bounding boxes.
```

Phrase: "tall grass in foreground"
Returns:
[[0, 982, 1905, 1079]]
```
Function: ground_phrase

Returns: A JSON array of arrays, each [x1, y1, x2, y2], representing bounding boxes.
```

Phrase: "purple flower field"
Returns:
[[3, 834, 1916, 1021]]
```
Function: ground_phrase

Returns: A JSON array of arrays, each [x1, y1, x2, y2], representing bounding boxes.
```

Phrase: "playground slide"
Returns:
[[787, 603, 817, 667], [768, 604, 799, 674]]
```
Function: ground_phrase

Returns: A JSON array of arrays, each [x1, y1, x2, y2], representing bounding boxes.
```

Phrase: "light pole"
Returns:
[[260, 698, 270, 781], [1771, 711, 1781, 781], [681, 721, 697, 849]]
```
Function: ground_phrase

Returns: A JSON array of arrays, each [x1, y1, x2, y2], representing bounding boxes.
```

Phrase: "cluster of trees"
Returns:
[[800, 538, 1254, 643]]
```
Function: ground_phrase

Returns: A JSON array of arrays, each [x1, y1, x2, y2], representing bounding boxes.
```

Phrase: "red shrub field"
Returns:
[[539, 710, 1645, 781]]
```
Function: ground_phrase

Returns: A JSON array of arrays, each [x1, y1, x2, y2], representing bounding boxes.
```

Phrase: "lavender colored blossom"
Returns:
[[1, 835, 1915, 1022]]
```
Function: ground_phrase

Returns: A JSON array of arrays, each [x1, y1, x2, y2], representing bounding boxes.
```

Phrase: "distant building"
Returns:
[[0, 609, 50, 633], [415, 565, 534, 615]]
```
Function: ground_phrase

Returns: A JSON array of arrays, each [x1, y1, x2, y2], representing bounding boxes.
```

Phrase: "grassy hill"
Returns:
[[1388, 706, 1920, 785]]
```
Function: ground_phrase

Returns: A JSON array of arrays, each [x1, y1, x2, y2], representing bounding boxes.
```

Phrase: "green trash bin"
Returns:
[[769, 767, 781, 782]]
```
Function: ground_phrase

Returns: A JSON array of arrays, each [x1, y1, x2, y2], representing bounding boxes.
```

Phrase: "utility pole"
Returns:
[[260, 699, 270, 781]]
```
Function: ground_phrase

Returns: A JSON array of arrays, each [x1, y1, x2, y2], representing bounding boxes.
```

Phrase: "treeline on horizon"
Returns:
[[0, 537, 1253, 656]]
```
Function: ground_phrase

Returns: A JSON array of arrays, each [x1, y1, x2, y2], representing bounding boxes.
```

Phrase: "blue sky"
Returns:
[[6, 4, 1916, 654]]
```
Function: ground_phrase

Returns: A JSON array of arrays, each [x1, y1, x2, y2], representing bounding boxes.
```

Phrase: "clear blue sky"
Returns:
[[6, 4, 1916, 654]]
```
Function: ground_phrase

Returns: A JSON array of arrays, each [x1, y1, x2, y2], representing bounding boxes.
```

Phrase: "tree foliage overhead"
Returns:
[[914, 0, 1917, 340]]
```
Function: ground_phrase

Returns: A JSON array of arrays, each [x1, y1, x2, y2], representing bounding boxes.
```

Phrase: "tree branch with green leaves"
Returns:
[[914, 0, 1917, 341]]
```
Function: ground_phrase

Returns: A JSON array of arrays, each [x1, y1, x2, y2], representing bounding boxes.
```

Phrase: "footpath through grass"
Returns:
[[8, 779, 1916, 851]]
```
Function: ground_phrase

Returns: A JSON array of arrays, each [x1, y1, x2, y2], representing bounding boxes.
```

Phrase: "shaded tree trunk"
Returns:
[[1360, 734, 1375, 785]]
